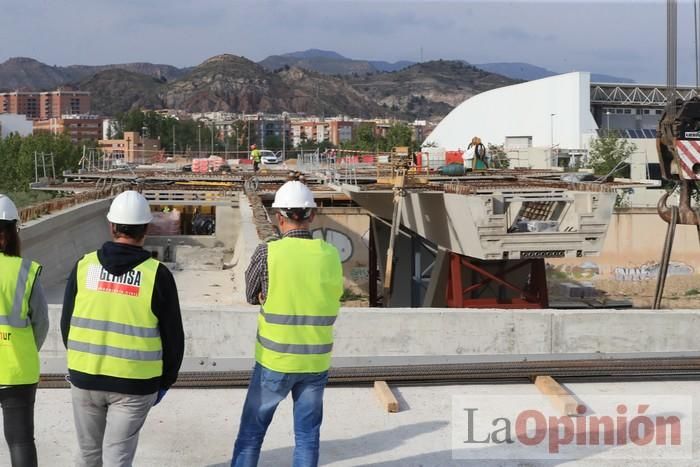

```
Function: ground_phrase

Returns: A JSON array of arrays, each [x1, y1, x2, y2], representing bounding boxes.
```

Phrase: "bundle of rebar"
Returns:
[[39, 357, 700, 389]]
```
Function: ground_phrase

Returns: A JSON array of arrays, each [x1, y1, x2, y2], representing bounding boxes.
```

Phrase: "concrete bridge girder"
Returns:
[[344, 185, 617, 261]]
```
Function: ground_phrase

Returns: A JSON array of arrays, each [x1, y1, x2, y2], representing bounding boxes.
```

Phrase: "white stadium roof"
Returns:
[[424, 72, 599, 151]]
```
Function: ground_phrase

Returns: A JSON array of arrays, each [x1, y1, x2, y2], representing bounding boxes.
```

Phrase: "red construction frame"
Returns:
[[445, 253, 549, 309]]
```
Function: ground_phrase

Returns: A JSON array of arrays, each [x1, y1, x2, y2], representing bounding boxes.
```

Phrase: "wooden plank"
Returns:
[[374, 380, 399, 413], [381, 172, 406, 305], [534, 375, 580, 416]]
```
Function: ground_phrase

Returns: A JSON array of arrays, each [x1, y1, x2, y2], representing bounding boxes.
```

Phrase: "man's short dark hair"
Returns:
[[279, 208, 312, 222], [113, 223, 148, 241]]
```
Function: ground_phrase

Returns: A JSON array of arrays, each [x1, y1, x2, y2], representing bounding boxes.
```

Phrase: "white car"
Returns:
[[260, 150, 283, 165]]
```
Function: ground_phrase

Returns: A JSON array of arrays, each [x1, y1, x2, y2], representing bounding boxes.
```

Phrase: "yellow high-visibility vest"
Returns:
[[67, 252, 163, 380], [0, 254, 42, 385], [251, 149, 261, 162], [256, 237, 343, 373]]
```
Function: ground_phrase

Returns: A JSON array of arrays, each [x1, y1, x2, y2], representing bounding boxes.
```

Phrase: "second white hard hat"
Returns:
[[0, 194, 19, 222], [107, 191, 153, 225], [271, 181, 317, 209]]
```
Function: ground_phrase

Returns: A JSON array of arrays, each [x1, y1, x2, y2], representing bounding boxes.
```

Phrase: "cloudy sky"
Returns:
[[1, 0, 698, 84]]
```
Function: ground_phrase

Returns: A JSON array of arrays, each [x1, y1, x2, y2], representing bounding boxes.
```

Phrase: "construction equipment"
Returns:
[[656, 97, 700, 224], [381, 149, 410, 304], [653, 0, 700, 308]]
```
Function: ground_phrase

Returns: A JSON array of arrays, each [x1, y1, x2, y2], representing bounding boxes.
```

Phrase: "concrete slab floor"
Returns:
[[2, 381, 699, 466]]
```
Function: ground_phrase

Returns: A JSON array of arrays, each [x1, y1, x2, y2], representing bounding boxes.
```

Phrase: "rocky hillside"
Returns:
[[276, 67, 389, 117], [259, 49, 413, 75], [79, 69, 167, 116], [161, 55, 391, 117], [346, 60, 519, 117], [67, 63, 187, 82], [261, 55, 376, 75], [0, 57, 79, 91], [162, 55, 295, 114], [0, 54, 521, 118], [0, 57, 187, 91]]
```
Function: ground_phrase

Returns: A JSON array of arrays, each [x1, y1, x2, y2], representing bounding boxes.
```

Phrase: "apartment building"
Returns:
[[328, 120, 355, 146], [33, 114, 103, 143], [0, 90, 91, 120]]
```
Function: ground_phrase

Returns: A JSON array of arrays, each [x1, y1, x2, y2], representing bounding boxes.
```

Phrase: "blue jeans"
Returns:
[[232, 363, 329, 467]]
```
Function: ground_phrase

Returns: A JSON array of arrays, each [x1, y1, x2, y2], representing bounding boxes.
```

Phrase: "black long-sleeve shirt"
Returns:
[[61, 242, 185, 395]]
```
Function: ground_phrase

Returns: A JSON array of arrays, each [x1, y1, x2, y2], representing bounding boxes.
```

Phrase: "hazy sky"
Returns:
[[1, 0, 698, 84]]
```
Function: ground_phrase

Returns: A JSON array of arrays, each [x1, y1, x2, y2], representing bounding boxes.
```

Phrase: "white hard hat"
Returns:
[[107, 191, 153, 225], [0, 194, 19, 222], [271, 181, 317, 209]]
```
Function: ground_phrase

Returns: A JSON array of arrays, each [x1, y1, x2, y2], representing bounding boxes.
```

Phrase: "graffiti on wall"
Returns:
[[549, 261, 694, 282], [548, 262, 601, 280], [350, 267, 370, 283], [613, 262, 694, 282], [312, 228, 353, 263]]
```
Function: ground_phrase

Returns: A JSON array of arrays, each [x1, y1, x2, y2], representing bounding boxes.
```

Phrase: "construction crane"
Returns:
[[654, 0, 700, 308]]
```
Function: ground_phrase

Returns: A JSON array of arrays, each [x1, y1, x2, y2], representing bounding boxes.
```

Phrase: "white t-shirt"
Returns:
[[462, 147, 475, 162]]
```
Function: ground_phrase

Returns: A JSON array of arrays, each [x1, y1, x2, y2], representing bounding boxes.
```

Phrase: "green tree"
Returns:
[[0, 133, 82, 192], [487, 143, 510, 168], [587, 132, 636, 178], [383, 123, 416, 152], [342, 123, 378, 151]]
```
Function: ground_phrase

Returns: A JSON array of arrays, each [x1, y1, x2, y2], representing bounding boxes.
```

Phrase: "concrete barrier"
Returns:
[[230, 196, 261, 301], [41, 306, 700, 373], [21, 199, 112, 288]]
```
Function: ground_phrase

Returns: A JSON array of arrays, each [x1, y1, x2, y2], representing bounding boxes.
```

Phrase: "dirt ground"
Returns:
[[549, 274, 700, 309]]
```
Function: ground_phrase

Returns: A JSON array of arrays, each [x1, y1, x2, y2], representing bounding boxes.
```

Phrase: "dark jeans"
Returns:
[[0, 384, 38, 467], [253, 161, 260, 172]]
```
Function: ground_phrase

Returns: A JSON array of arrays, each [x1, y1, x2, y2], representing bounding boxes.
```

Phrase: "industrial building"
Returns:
[[425, 72, 597, 155], [423, 72, 689, 188]]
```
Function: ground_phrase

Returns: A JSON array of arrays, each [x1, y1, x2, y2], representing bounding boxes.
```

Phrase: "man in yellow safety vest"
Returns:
[[251, 144, 261, 172], [61, 190, 184, 467], [232, 181, 343, 467]]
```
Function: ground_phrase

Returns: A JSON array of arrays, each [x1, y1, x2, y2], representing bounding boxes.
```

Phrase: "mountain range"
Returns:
[[259, 49, 634, 83], [0, 50, 631, 119], [0, 55, 518, 119], [473, 62, 634, 84]]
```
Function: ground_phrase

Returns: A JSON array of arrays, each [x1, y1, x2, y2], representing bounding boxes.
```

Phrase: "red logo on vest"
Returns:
[[86, 265, 142, 297]]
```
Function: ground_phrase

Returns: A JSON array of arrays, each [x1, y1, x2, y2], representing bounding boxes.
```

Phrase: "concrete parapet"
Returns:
[[21, 199, 112, 288], [230, 195, 262, 302], [41, 306, 700, 373]]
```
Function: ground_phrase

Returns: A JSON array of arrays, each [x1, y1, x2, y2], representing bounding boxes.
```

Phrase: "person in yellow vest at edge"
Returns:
[[232, 181, 343, 467], [251, 144, 261, 172], [0, 194, 49, 467], [60, 191, 184, 467]]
